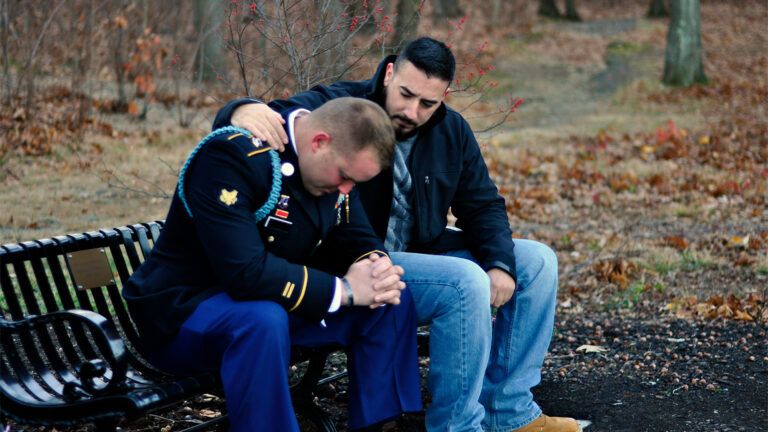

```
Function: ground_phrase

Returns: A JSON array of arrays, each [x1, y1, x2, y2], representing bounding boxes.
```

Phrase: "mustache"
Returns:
[[391, 114, 416, 128]]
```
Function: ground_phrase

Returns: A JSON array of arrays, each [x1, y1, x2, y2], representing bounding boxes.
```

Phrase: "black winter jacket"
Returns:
[[214, 56, 517, 279]]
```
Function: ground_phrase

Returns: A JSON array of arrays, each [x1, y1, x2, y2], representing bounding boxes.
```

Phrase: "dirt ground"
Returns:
[[2, 1, 766, 431]]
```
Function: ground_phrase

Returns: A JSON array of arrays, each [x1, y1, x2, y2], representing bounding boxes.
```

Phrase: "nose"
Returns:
[[338, 181, 355, 195], [403, 99, 419, 120]]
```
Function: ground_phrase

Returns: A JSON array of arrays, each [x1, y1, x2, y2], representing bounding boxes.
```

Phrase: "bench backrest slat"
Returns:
[[11, 258, 43, 316], [133, 225, 154, 261], [1, 257, 26, 319], [24, 249, 87, 387], [33, 242, 95, 368], [117, 227, 144, 274], [103, 239, 147, 354], [5, 254, 78, 399], [35, 238, 101, 362], [43, 240, 79, 311]]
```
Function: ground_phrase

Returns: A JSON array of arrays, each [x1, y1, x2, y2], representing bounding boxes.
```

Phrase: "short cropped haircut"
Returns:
[[395, 37, 456, 83], [309, 97, 395, 168]]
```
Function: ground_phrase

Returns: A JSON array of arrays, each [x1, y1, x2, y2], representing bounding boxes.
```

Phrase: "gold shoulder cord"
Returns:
[[345, 193, 350, 223]]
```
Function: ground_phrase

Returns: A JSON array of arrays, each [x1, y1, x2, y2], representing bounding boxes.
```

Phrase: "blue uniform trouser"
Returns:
[[149, 289, 422, 431]]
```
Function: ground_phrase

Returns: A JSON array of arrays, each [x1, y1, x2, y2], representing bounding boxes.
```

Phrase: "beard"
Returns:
[[391, 114, 418, 141]]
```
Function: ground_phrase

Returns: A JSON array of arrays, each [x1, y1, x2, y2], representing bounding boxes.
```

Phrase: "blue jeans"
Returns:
[[391, 239, 558, 432]]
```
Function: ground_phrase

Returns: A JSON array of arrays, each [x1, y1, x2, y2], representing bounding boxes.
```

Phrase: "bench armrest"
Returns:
[[1, 309, 129, 399]]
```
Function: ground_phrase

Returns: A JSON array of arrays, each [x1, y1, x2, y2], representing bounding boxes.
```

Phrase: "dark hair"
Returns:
[[394, 37, 456, 83]]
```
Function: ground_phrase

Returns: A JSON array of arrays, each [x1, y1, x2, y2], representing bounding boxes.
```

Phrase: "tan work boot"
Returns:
[[510, 414, 582, 432]]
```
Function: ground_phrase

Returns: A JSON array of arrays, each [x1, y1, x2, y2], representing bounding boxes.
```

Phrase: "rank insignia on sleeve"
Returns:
[[219, 188, 238, 206], [275, 209, 289, 219]]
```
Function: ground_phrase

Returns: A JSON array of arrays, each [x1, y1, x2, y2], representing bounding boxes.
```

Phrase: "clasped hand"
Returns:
[[343, 253, 405, 308]]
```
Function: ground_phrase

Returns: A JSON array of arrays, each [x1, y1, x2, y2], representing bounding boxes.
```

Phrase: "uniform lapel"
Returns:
[[317, 193, 338, 239], [279, 114, 322, 228]]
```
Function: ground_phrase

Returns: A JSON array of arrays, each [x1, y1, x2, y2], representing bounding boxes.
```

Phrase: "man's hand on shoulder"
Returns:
[[488, 268, 516, 308], [232, 103, 288, 151]]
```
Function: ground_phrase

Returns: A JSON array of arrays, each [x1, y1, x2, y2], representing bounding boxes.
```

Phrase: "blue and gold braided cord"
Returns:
[[178, 126, 282, 224], [254, 150, 282, 223]]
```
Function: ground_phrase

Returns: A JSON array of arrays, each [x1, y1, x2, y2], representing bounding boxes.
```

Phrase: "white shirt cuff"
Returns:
[[327, 277, 342, 313]]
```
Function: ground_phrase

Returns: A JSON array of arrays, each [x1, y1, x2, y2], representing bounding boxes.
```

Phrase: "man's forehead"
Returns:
[[341, 149, 379, 180], [392, 62, 449, 98]]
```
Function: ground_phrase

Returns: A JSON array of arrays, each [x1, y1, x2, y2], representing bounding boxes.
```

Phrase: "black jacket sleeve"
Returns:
[[212, 81, 369, 130], [450, 116, 517, 280]]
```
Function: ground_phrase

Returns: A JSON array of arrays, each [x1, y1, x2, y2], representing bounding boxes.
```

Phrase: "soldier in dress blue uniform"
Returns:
[[122, 97, 422, 431]]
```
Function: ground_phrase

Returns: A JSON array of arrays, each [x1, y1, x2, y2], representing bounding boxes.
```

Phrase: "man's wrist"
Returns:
[[341, 277, 354, 306]]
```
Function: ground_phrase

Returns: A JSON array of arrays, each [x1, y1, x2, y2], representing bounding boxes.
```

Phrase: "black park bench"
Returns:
[[0, 221, 360, 432]]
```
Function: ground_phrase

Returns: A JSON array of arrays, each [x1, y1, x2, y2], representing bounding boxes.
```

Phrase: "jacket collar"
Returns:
[[277, 108, 336, 231]]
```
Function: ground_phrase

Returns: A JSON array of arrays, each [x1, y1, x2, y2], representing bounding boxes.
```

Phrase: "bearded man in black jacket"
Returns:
[[214, 38, 579, 432]]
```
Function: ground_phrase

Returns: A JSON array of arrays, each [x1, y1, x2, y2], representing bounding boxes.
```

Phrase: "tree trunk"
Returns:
[[647, 0, 668, 18], [23, 0, 65, 112], [194, 0, 225, 82], [564, 0, 581, 21], [73, 0, 94, 126], [1, 0, 11, 104], [392, 0, 420, 50], [662, 0, 707, 86], [113, 0, 128, 110], [490, 0, 503, 26], [432, 0, 463, 23], [538, 0, 561, 18]]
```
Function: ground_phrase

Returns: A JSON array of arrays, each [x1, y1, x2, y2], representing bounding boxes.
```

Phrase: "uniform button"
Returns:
[[267, 236, 275, 243]]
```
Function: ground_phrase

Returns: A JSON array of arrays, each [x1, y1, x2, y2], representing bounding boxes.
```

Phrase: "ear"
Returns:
[[383, 62, 395, 86], [310, 131, 331, 152]]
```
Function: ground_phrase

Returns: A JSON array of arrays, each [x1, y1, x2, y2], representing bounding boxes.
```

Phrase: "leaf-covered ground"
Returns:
[[1, 1, 765, 431]]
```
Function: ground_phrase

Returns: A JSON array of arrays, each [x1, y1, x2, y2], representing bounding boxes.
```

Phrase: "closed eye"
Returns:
[[401, 86, 437, 108], [339, 170, 354, 183]]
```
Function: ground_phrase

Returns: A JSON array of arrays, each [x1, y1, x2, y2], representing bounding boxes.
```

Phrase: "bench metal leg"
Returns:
[[302, 404, 338, 432], [292, 349, 341, 432]]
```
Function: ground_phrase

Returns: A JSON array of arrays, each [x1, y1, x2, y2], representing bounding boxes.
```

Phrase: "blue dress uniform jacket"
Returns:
[[123, 119, 386, 350], [213, 55, 518, 280]]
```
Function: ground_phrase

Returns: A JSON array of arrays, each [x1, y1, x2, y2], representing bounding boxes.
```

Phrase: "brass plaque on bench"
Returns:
[[66, 248, 115, 290]]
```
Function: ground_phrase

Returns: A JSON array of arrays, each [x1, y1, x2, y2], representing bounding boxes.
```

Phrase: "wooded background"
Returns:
[[1, 0, 712, 157]]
